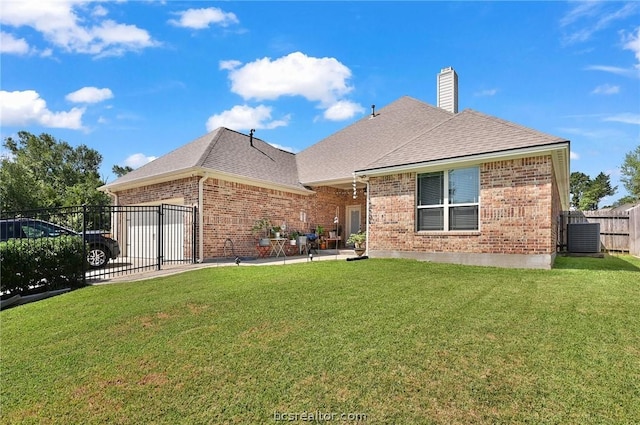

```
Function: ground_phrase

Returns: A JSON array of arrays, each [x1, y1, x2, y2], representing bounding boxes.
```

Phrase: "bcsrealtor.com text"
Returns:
[[273, 411, 367, 422]]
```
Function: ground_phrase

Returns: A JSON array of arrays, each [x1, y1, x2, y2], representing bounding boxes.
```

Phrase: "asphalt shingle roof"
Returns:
[[104, 128, 305, 191], [104, 96, 568, 192], [363, 109, 568, 171], [296, 96, 453, 184]]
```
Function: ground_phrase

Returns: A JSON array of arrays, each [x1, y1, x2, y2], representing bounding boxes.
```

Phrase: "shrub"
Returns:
[[1, 236, 86, 297]]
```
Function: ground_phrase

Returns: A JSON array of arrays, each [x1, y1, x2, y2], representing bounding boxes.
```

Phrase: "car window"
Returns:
[[0, 222, 17, 239], [21, 221, 71, 238], [20, 224, 47, 238]]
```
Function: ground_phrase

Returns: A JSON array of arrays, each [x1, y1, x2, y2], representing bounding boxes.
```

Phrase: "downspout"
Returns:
[[105, 189, 118, 206], [365, 179, 370, 255], [198, 175, 208, 263], [104, 189, 119, 241]]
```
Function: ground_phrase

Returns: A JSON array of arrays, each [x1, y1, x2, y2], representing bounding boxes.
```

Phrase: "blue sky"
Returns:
[[1, 1, 639, 205]]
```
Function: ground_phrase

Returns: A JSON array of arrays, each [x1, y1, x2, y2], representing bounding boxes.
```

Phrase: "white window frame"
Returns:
[[416, 166, 480, 232]]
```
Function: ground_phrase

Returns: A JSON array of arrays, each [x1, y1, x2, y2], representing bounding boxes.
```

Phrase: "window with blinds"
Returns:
[[417, 166, 479, 231]]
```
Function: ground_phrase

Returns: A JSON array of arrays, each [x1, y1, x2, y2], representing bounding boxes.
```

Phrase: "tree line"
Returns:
[[1, 131, 639, 212], [570, 146, 640, 210], [0, 132, 132, 213]]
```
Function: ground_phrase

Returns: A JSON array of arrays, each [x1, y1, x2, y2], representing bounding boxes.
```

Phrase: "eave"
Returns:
[[355, 142, 571, 210], [99, 166, 315, 196]]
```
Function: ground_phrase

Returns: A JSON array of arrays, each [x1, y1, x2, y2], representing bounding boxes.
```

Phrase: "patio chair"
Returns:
[[298, 235, 308, 255], [306, 233, 318, 254]]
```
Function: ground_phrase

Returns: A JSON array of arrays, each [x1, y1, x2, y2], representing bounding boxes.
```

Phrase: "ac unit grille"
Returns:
[[567, 223, 601, 253]]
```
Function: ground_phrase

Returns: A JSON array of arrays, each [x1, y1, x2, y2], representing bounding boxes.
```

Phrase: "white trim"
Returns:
[[101, 166, 315, 196], [198, 176, 207, 263], [416, 167, 480, 232], [365, 180, 370, 254]]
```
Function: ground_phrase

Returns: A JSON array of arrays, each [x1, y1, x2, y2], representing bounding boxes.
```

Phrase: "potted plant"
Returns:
[[347, 231, 367, 256], [272, 225, 282, 239], [289, 230, 299, 246], [252, 218, 272, 247], [314, 224, 325, 248]]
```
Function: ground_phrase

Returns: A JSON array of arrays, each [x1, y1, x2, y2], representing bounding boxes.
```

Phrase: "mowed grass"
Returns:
[[1, 256, 639, 424]]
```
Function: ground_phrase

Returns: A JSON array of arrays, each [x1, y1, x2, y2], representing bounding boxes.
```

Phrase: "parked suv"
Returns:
[[0, 218, 120, 268]]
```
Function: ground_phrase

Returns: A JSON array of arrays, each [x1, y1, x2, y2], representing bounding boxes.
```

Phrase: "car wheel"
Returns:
[[87, 246, 109, 268]]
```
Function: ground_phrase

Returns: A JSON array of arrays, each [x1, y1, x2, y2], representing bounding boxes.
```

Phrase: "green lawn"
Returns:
[[1, 256, 639, 424]]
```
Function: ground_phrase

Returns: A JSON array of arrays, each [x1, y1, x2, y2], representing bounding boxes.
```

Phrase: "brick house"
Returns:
[[101, 69, 569, 269]]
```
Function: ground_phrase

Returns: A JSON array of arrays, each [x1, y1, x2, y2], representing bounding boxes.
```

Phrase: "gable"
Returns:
[[296, 96, 453, 185], [102, 127, 307, 193], [361, 109, 569, 172]]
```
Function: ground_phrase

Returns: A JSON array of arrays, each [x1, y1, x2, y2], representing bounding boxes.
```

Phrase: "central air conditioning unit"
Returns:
[[567, 223, 601, 253]]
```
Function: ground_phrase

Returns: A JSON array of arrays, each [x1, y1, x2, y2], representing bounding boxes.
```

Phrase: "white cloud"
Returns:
[[559, 1, 600, 28], [622, 27, 640, 68], [219, 60, 242, 71], [206, 104, 290, 132], [559, 127, 626, 139], [221, 52, 354, 106], [323, 100, 365, 121], [65, 87, 113, 104], [570, 151, 580, 160], [474, 89, 498, 97], [91, 5, 108, 18], [603, 113, 640, 125], [268, 143, 297, 153], [560, 2, 639, 45], [124, 153, 157, 169], [585, 65, 640, 79], [0, 0, 158, 57], [591, 84, 620, 95], [168, 7, 239, 29], [584, 25, 640, 78], [0, 31, 30, 54], [0, 90, 84, 129]]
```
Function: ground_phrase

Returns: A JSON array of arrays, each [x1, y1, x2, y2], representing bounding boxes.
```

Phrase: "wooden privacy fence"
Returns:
[[559, 208, 639, 254], [630, 205, 640, 256]]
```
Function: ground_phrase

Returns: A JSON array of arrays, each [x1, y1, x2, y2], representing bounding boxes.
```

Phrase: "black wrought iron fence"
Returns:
[[1, 204, 197, 287]]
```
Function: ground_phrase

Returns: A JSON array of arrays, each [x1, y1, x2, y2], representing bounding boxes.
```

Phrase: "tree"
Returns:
[[112, 164, 133, 178], [620, 145, 640, 202], [0, 131, 110, 212], [570, 171, 617, 211], [582, 172, 616, 210], [570, 171, 591, 210]]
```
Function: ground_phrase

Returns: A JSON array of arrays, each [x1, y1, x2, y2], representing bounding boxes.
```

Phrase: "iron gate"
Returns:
[[1, 204, 197, 283]]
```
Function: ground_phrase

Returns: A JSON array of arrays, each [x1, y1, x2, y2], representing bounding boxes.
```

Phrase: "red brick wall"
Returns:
[[549, 162, 564, 258], [369, 155, 556, 255], [113, 177, 364, 259], [113, 156, 557, 261], [116, 177, 200, 206]]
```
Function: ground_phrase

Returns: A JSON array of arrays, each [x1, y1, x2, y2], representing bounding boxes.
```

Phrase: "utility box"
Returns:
[[567, 223, 601, 253]]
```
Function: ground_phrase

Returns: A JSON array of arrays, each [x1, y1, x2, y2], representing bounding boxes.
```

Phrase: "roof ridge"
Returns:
[[298, 96, 429, 156], [195, 127, 225, 167], [360, 108, 457, 170]]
